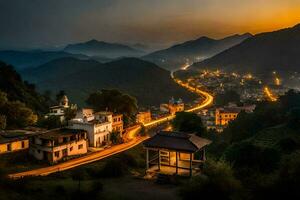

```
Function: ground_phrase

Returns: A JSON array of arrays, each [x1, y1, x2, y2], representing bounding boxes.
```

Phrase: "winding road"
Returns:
[[8, 71, 213, 179]]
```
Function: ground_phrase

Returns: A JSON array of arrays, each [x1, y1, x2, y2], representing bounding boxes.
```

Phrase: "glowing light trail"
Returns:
[[264, 87, 277, 101], [144, 72, 214, 127]]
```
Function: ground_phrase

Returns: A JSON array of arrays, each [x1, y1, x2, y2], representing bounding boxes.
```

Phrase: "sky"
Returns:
[[1, 0, 300, 50]]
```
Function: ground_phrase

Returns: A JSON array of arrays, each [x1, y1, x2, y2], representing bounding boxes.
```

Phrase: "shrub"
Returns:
[[278, 137, 299, 153], [225, 141, 281, 173], [100, 159, 124, 178], [120, 153, 138, 168], [180, 159, 242, 200]]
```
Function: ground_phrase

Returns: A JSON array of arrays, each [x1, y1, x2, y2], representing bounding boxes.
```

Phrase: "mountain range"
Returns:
[[191, 24, 300, 75], [0, 50, 88, 71], [22, 57, 197, 106], [64, 39, 144, 58], [142, 33, 252, 71]]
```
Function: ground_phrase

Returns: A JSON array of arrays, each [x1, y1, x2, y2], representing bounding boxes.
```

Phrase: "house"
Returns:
[[215, 104, 256, 126], [160, 98, 184, 115], [47, 95, 73, 122], [136, 111, 152, 124], [74, 108, 94, 122], [69, 110, 113, 147], [0, 131, 30, 154], [112, 114, 123, 134], [215, 107, 239, 126], [29, 128, 88, 163], [143, 131, 211, 177]]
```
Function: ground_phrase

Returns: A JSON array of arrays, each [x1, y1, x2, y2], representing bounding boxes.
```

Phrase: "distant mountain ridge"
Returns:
[[191, 24, 300, 74], [142, 33, 252, 71], [64, 39, 144, 58], [22, 57, 196, 106], [0, 50, 88, 71]]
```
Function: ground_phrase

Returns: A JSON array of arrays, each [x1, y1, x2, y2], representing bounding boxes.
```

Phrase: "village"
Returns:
[[1, 84, 263, 178], [0, 66, 292, 185]]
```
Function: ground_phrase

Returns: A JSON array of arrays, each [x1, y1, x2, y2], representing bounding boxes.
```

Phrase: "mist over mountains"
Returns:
[[22, 57, 197, 106], [142, 33, 252, 71], [64, 39, 145, 58], [2, 23, 300, 105], [0, 50, 88, 71]]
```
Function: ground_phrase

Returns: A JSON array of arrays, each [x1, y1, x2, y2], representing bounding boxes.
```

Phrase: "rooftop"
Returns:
[[94, 111, 113, 116], [143, 131, 211, 153], [37, 128, 86, 140], [0, 131, 32, 144]]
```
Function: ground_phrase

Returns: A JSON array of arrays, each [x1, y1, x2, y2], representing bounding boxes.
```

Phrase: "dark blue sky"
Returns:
[[1, 0, 299, 49]]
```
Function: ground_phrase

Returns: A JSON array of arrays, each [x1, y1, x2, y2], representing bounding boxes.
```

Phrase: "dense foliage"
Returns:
[[172, 112, 204, 136], [182, 89, 300, 200], [180, 160, 242, 200], [0, 62, 50, 113], [86, 89, 138, 125], [0, 90, 37, 129]]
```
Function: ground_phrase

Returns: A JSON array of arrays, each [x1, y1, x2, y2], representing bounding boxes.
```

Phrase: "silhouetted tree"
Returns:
[[56, 90, 66, 102], [180, 159, 242, 200], [86, 89, 138, 125], [172, 112, 204, 136]]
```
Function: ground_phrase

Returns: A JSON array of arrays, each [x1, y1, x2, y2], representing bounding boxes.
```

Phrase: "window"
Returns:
[[70, 147, 73, 152], [62, 149, 67, 157], [21, 141, 25, 148], [7, 144, 12, 151], [78, 144, 83, 149], [55, 151, 60, 158]]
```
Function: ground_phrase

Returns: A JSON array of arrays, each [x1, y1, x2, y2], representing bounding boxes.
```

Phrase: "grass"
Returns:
[[0, 150, 48, 174]]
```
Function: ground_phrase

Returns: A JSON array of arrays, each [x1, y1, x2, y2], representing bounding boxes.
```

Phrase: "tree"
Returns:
[[56, 90, 66, 102], [287, 107, 300, 129], [225, 141, 280, 173], [3, 101, 37, 128], [0, 115, 6, 130], [0, 90, 8, 108], [180, 159, 242, 200], [64, 107, 77, 121], [110, 131, 122, 144], [172, 112, 204, 136], [37, 115, 62, 129], [86, 89, 138, 125], [279, 89, 300, 111]]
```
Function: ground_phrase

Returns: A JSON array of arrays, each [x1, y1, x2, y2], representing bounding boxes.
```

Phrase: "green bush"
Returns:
[[225, 142, 281, 173], [180, 159, 242, 200], [172, 112, 204, 136]]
